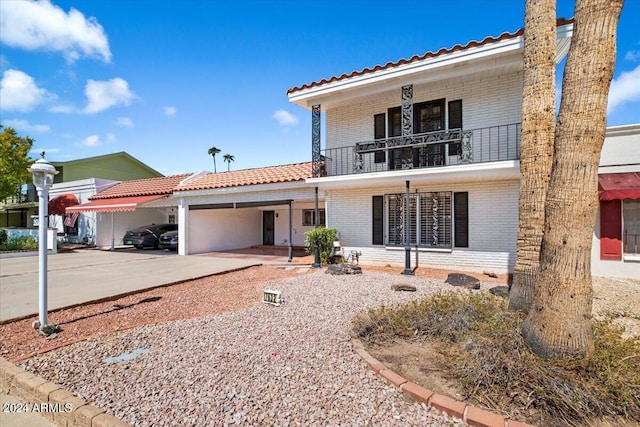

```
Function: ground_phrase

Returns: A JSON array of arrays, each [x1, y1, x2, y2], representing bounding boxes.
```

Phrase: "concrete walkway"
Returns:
[[0, 249, 264, 322]]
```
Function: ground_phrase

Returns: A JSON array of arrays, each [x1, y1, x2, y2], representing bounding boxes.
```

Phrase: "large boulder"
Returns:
[[445, 273, 480, 290]]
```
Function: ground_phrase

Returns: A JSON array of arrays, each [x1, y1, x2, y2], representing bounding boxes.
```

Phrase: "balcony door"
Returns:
[[414, 99, 445, 166]]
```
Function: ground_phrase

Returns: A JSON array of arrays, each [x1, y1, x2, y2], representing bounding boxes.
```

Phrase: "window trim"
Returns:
[[302, 209, 326, 227]]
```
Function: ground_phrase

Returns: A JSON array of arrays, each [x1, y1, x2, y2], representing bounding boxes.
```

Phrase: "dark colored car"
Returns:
[[122, 224, 178, 249], [158, 230, 178, 251]]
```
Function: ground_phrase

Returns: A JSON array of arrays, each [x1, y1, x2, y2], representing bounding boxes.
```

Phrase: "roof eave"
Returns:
[[289, 22, 574, 111]]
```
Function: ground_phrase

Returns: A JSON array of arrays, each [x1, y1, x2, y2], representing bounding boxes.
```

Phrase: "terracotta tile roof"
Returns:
[[90, 174, 192, 200], [176, 162, 313, 192], [287, 18, 573, 95]]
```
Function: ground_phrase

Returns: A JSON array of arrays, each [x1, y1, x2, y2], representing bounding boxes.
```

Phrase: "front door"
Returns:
[[263, 210, 275, 245]]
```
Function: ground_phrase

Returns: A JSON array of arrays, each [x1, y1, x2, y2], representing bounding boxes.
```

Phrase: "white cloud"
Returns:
[[2, 119, 50, 133], [163, 106, 176, 117], [272, 109, 298, 126], [106, 133, 115, 142], [607, 65, 640, 113], [79, 135, 101, 147], [625, 50, 640, 62], [0, 0, 111, 63], [49, 104, 76, 113], [83, 78, 136, 114], [116, 117, 134, 127], [0, 69, 52, 112]]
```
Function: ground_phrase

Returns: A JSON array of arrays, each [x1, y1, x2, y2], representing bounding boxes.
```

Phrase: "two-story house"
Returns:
[[287, 19, 575, 274]]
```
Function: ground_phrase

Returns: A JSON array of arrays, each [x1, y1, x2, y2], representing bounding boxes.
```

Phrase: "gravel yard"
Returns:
[[5, 265, 639, 426], [14, 267, 470, 426]]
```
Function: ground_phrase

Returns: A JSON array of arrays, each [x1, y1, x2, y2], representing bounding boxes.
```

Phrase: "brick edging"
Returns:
[[350, 338, 536, 427], [0, 357, 132, 427]]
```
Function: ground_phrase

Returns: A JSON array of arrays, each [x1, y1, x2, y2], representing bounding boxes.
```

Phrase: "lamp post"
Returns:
[[28, 153, 58, 333]]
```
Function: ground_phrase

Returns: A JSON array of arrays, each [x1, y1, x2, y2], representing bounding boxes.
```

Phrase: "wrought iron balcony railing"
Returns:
[[315, 123, 521, 177]]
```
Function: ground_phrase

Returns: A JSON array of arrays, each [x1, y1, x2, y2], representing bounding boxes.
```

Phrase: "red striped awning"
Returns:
[[598, 172, 640, 201], [66, 195, 167, 213]]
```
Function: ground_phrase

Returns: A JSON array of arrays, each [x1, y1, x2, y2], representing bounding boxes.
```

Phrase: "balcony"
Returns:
[[316, 123, 521, 177]]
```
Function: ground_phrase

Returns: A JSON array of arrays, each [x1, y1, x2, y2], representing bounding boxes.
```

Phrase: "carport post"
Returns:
[[288, 200, 293, 262], [312, 186, 320, 268], [110, 212, 115, 251]]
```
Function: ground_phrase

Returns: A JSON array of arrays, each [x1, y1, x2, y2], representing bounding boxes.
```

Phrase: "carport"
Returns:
[[67, 195, 171, 250], [188, 199, 296, 261]]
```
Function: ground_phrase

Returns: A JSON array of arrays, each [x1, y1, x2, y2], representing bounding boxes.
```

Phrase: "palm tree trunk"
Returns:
[[522, 0, 624, 360], [509, 0, 557, 313]]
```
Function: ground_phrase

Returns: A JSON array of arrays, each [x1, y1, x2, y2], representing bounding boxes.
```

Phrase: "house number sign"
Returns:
[[262, 289, 284, 306]]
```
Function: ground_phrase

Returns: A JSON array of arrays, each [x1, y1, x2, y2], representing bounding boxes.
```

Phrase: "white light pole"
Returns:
[[28, 154, 58, 333]]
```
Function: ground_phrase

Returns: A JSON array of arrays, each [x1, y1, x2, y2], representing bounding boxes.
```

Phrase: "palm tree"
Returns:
[[207, 146, 221, 172], [223, 154, 235, 171]]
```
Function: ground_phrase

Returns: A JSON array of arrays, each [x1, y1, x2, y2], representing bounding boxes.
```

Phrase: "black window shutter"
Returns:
[[374, 114, 386, 163], [372, 196, 384, 245], [448, 100, 463, 156], [454, 192, 468, 248]]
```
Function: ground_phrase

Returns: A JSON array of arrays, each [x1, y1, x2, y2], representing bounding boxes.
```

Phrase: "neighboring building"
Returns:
[[1, 152, 163, 245], [172, 162, 321, 259], [48, 152, 163, 245], [286, 20, 574, 274], [68, 174, 192, 249], [593, 124, 640, 278]]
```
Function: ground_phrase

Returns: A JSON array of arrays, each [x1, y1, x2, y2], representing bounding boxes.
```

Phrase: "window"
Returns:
[[623, 200, 640, 256], [414, 99, 445, 133], [388, 107, 402, 137], [373, 113, 386, 163], [386, 192, 452, 248], [303, 209, 326, 227]]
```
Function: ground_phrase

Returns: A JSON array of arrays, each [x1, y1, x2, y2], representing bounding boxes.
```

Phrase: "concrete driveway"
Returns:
[[0, 249, 262, 323]]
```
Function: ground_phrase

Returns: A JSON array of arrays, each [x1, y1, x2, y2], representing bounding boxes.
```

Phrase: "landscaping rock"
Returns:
[[483, 271, 498, 278], [489, 286, 509, 297], [391, 284, 417, 292], [445, 273, 480, 290], [325, 264, 362, 275]]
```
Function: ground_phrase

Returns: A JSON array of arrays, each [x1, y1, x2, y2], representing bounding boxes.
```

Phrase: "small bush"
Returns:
[[0, 229, 7, 245], [353, 292, 640, 426], [0, 235, 39, 251], [304, 227, 337, 264]]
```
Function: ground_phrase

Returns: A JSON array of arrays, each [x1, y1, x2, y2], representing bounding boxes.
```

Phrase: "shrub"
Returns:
[[0, 235, 39, 251], [0, 229, 7, 245], [304, 227, 337, 264], [353, 292, 640, 426]]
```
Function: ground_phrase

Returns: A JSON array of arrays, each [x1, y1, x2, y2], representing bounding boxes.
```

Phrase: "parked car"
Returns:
[[158, 230, 178, 251], [122, 224, 178, 249]]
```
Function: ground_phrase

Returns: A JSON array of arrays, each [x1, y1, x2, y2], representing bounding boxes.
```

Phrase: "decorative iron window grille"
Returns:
[[387, 192, 452, 248]]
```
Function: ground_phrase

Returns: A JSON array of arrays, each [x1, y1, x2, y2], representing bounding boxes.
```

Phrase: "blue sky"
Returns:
[[1, 0, 639, 176]]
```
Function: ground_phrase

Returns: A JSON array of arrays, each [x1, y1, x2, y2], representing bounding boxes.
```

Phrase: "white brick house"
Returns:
[[287, 20, 575, 274]]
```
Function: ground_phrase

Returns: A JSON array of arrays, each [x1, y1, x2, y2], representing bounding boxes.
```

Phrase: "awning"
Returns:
[[598, 172, 640, 201], [66, 195, 168, 213], [49, 194, 79, 215]]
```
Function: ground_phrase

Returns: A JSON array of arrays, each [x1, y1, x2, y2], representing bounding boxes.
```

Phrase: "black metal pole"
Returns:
[[313, 186, 321, 268], [402, 180, 414, 275]]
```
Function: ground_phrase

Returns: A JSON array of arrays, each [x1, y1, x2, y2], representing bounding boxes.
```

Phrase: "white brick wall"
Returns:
[[325, 72, 524, 150], [327, 179, 519, 274]]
